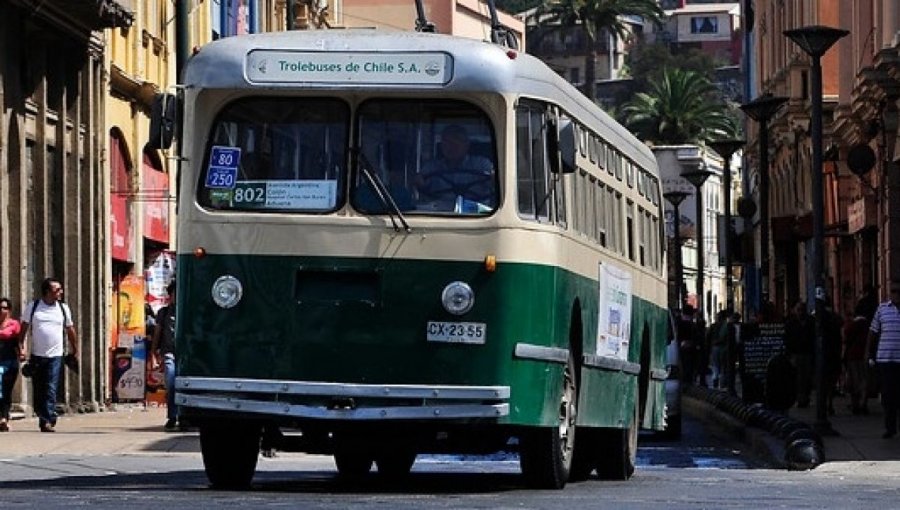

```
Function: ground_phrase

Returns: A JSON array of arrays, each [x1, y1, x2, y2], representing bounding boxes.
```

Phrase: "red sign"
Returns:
[[141, 165, 170, 243], [111, 195, 132, 262]]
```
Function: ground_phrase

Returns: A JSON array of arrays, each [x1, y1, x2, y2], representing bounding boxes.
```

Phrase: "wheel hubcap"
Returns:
[[558, 365, 577, 462]]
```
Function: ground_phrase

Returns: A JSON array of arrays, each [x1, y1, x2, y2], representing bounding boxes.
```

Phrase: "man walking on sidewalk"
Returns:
[[867, 282, 900, 439], [20, 278, 78, 433], [151, 280, 179, 431]]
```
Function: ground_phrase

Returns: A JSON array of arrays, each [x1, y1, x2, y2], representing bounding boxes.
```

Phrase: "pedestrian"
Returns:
[[816, 294, 843, 415], [151, 280, 179, 431], [19, 278, 78, 432], [857, 285, 878, 323], [785, 300, 815, 408], [866, 282, 900, 439], [678, 305, 699, 385], [706, 310, 729, 390], [693, 312, 709, 387], [843, 310, 869, 414], [725, 312, 741, 395], [0, 297, 24, 431]]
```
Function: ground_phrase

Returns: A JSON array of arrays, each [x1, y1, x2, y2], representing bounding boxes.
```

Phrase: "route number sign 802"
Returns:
[[233, 183, 266, 205]]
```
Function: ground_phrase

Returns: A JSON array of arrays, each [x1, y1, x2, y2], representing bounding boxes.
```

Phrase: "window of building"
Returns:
[[690, 16, 718, 34]]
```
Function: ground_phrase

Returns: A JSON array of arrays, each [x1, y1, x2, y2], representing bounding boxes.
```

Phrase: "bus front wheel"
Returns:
[[520, 357, 577, 489], [199, 420, 262, 489]]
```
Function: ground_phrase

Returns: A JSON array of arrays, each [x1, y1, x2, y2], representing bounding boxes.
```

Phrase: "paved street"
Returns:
[[0, 403, 899, 508]]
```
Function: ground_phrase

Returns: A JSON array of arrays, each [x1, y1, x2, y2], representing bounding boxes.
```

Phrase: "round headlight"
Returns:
[[441, 281, 475, 315], [211, 275, 243, 309]]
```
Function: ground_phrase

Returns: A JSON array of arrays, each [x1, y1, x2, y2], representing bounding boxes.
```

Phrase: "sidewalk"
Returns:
[[0, 405, 199, 457], [787, 392, 900, 462], [686, 383, 900, 466]]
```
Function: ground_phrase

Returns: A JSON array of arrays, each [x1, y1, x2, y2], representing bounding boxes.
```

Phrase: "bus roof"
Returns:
[[184, 30, 656, 173]]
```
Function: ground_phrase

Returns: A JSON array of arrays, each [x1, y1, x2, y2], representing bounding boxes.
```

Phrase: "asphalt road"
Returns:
[[0, 416, 897, 509]]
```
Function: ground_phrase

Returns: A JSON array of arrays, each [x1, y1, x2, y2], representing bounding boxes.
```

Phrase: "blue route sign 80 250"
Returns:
[[205, 146, 242, 189]]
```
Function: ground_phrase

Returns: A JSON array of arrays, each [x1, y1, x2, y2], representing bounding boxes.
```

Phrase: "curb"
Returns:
[[683, 386, 824, 470]]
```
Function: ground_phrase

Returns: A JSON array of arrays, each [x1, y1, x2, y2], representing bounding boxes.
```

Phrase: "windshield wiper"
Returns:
[[355, 149, 411, 233]]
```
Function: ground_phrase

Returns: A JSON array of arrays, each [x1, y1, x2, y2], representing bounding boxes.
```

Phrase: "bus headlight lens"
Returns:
[[441, 281, 475, 315], [211, 275, 243, 309]]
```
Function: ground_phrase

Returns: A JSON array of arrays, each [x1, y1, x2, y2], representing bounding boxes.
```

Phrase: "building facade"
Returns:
[[656, 145, 737, 322], [747, 0, 899, 318], [522, 9, 640, 95], [341, 0, 524, 43], [650, 1, 743, 67], [0, 0, 133, 413]]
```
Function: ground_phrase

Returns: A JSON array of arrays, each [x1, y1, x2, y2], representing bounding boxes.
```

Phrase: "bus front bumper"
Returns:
[[175, 376, 510, 421]]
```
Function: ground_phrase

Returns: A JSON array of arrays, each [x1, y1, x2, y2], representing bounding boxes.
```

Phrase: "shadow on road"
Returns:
[[0, 469, 533, 494]]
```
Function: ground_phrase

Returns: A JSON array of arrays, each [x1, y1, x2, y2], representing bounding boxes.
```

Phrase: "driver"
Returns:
[[417, 124, 495, 210]]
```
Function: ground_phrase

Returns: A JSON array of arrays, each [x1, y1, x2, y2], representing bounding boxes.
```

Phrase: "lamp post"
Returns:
[[664, 190, 691, 309], [708, 139, 745, 315], [709, 139, 744, 395], [740, 94, 788, 311], [682, 166, 713, 324], [784, 24, 848, 435]]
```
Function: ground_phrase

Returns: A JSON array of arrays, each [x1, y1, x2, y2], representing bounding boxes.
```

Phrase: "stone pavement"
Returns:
[[0, 405, 199, 457]]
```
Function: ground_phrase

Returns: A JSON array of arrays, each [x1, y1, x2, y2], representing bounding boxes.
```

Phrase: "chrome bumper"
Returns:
[[175, 376, 510, 420]]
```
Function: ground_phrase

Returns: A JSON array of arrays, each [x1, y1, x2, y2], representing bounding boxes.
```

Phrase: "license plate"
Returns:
[[426, 321, 487, 344]]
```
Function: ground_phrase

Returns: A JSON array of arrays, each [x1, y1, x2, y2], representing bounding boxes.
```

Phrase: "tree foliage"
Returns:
[[622, 67, 737, 145], [623, 42, 723, 91]]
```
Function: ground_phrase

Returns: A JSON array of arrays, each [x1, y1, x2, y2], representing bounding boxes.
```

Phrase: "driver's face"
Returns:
[[440, 133, 469, 162]]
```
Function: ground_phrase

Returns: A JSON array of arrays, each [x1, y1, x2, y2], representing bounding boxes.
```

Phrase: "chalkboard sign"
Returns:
[[740, 322, 785, 403]]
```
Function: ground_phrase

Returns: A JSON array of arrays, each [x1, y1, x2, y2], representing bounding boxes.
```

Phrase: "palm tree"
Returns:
[[533, 0, 664, 100], [621, 67, 736, 145]]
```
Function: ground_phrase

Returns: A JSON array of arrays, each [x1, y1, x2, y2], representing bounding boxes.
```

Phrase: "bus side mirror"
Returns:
[[147, 93, 178, 150], [546, 117, 562, 174]]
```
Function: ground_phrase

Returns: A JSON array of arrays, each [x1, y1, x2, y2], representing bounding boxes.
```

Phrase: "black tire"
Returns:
[[519, 357, 577, 489], [662, 413, 682, 440], [596, 403, 639, 480], [200, 421, 261, 489], [334, 452, 373, 477], [569, 428, 599, 482], [375, 451, 416, 478]]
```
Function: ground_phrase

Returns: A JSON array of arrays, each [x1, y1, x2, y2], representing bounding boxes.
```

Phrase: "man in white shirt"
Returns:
[[20, 278, 78, 432]]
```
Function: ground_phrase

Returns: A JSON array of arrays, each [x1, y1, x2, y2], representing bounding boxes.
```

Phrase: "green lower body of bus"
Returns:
[[174, 253, 667, 471]]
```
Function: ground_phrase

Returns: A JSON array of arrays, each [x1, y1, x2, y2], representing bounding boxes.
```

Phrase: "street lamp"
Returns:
[[740, 94, 787, 310], [708, 139, 744, 315], [664, 190, 691, 309], [681, 165, 713, 325], [709, 139, 743, 396], [784, 24, 848, 435]]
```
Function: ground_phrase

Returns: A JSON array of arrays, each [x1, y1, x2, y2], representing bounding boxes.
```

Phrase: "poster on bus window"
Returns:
[[596, 263, 632, 359]]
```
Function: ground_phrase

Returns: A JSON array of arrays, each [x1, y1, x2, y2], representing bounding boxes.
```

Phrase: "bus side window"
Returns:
[[515, 100, 550, 222]]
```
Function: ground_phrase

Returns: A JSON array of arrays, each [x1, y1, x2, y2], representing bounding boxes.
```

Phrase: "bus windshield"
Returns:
[[353, 99, 497, 216], [197, 97, 497, 217], [198, 97, 349, 213]]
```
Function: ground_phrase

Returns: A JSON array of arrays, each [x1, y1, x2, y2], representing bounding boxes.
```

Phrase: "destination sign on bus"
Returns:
[[246, 51, 451, 85], [229, 180, 338, 209]]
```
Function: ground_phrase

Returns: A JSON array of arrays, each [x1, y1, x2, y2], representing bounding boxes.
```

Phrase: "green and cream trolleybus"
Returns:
[[156, 27, 670, 490]]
